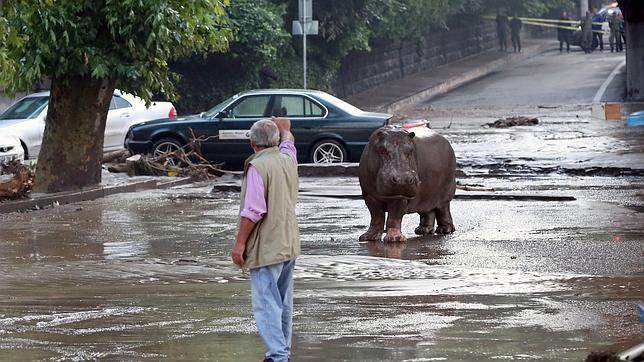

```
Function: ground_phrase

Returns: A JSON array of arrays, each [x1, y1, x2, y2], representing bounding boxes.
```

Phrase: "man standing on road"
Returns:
[[558, 11, 572, 52], [591, 8, 604, 51], [618, 13, 625, 51], [509, 14, 522, 52], [608, 11, 622, 52], [231, 117, 300, 362], [496, 11, 509, 52]]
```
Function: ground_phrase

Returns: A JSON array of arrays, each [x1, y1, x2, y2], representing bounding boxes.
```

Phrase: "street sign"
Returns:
[[292, 20, 319, 35]]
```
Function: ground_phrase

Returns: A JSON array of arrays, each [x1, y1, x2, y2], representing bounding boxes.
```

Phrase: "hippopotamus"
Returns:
[[358, 125, 456, 242]]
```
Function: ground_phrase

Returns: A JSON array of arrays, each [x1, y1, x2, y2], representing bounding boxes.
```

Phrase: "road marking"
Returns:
[[593, 60, 626, 104]]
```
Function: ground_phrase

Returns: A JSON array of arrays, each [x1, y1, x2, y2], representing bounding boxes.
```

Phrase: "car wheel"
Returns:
[[311, 139, 347, 164], [152, 138, 185, 167]]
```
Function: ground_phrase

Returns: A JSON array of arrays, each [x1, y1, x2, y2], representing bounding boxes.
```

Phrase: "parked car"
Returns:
[[0, 134, 24, 166], [0, 90, 177, 160], [126, 89, 391, 166]]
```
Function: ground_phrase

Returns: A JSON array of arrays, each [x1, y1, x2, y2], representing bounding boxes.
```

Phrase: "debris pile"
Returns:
[[0, 160, 35, 201], [106, 129, 227, 181], [485, 116, 539, 128]]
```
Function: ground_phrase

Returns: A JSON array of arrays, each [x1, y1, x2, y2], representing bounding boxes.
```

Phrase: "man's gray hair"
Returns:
[[250, 119, 280, 147]]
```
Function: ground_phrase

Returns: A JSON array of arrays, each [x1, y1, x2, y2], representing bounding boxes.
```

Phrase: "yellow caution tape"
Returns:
[[517, 16, 579, 24], [521, 20, 578, 31], [483, 15, 609, 34]]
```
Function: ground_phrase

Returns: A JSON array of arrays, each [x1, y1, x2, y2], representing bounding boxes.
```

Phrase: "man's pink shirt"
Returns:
[[240, 140, 297, 223]]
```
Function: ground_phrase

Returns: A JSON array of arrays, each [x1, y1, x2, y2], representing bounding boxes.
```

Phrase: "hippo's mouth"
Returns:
[[375, 185, 418, 199], [377, 194, 416, 200]]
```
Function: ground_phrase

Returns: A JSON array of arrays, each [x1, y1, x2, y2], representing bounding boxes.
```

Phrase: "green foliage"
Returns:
[[472, 0, 577, 17], [0, 17, 19, 87], [0, 0, 232, 102], [171, 0, 289, 113]]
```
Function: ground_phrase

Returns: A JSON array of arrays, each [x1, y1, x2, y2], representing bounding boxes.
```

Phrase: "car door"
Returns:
[[104, 95, 134, 151], [213, 94, 272, 165]]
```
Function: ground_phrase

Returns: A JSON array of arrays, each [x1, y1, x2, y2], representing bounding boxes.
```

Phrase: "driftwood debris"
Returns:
[[0, 160, 35, 201], [103, 149, 130, 164], [485, 116, 539, 128], [121, 129, 231, 181]]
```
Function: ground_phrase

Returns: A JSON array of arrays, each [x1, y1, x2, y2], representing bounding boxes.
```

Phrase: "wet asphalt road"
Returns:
[[0, 49, 642, 361]]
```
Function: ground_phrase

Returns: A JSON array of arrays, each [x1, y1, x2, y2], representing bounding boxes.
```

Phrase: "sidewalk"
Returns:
[[346, 38, 553, 113], [0, 171, 192, 214]]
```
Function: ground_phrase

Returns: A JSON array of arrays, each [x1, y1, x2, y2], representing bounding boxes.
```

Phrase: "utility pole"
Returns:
[[579, 0, 588, 18], [302, 0, 308, 89], [292, 0, 318, 89]]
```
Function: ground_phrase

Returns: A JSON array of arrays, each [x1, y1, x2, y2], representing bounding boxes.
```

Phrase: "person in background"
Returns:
[[591, 8, 604, 51], [231, 117, 300, 362], [558, 11, 572, 53], [509, 14, 522, 52], [608, 11, 622, 52], [496, 10, 509, 52], [618, 12, 625, 52]]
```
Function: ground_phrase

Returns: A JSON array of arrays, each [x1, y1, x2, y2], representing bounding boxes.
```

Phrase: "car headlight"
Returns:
[[0, 146, 14, 153]]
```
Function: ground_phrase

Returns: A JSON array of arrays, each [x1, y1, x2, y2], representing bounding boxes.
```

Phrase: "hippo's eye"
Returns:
[[377, 147, 388, 156]]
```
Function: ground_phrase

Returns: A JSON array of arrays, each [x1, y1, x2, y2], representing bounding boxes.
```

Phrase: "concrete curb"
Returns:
[[385, 42, 553, 113], [298, 163, 359, 177], [0, 177, 192, 214]]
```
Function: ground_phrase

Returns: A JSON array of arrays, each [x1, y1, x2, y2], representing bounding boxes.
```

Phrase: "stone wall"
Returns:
[[334, 18, 497, 98]]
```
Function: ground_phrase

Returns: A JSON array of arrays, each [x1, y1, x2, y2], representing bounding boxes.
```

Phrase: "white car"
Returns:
[[0, 90, 177, 160], [0, 134, 24, 166]]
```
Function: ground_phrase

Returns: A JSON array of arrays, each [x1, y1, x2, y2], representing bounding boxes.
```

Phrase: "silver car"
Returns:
[[0, 90, 177, 160]]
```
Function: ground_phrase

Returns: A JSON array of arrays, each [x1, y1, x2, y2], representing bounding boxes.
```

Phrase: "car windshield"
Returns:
[[0, 96, 49, 120], [313, 92, 364, 116], [202, 95, 238, 118]]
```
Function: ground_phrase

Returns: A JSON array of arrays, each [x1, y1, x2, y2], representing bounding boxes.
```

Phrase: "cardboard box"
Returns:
[[604, 103, 621, 120], [591, 102, 623, 120]]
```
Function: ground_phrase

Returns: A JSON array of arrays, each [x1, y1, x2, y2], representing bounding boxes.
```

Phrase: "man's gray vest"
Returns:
[[239, 146, 300, 269]]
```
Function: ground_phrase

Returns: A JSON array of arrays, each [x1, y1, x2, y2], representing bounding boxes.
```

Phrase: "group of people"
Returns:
[[497, 8, 626, 55], [495, 12, 523, 53], [565, 8, 625, 54]]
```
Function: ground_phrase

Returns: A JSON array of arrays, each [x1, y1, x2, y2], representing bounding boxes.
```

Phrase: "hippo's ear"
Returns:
[[373, 130, 385, 141], [408, 132, 415, 139]]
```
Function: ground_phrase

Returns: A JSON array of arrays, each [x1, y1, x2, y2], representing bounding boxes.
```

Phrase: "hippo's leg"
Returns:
[[359, 194, 385, 241], [415, 211, 435, 235], [434, 202, 455, 234], [383, 200, 407, 242]]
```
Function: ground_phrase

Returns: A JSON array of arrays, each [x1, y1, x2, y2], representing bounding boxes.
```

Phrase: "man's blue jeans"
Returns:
[[250, 259, 295, 362]]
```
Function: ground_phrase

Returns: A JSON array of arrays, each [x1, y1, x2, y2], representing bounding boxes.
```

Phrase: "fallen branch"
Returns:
[[103, 149, 130, 163], [0, 160, 35, 201], [124, 128, 241, 180]]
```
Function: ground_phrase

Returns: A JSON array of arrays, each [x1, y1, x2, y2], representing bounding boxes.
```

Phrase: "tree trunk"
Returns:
[[619, 0, 644, 101], [625, 21, 644, 101], [33, 76, 115, 193]]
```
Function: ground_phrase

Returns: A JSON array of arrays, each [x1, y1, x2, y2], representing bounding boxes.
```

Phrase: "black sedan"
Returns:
[[126, 89, 391, 166]]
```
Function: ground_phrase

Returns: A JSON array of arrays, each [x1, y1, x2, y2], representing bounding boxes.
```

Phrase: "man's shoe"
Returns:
[[262, 358, 273, 362]]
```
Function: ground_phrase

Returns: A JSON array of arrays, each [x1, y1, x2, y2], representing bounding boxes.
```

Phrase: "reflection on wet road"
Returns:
[[1, 173, 642, 360]]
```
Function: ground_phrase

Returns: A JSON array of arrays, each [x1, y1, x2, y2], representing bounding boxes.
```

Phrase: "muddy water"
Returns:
[[0, 115, 643, 361], [0, 173, 642, 361]]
